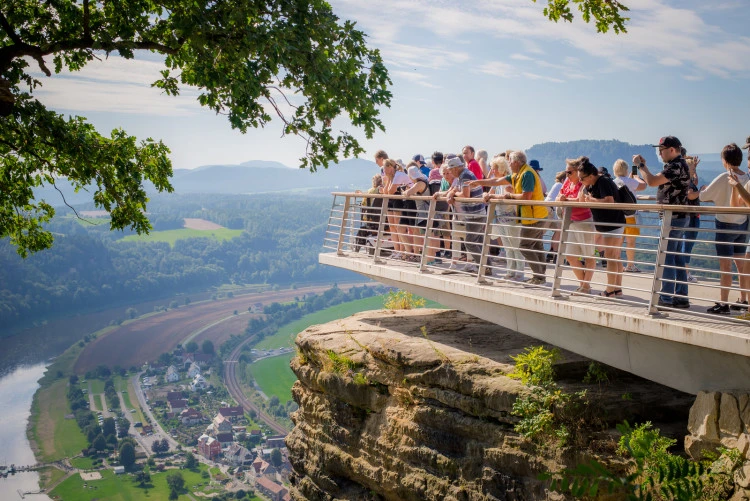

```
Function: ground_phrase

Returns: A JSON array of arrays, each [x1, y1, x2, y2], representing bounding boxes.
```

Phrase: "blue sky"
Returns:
[[32, 0, 750, 170]]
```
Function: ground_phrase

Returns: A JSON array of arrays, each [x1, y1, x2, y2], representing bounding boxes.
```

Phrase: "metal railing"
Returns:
[[323, 192, 750, 323]]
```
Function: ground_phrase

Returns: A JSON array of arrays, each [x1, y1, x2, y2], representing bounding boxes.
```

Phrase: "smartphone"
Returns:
[[631, 165, 638, 176]]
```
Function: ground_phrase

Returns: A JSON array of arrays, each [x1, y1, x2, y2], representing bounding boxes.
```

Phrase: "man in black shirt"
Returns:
[[634, 136, 691, 308]]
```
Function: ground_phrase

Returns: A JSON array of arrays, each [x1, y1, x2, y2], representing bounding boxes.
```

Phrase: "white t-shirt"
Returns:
[[700, 171, 749, 224], [391, 171, 413, 188], [615, 176, 640, 196]]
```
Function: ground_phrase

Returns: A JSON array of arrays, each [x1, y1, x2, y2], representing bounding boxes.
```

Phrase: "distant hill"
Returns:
[[526, 140, 725, 189], [34, 158, 379, 207], [33, 141, 730, 208]]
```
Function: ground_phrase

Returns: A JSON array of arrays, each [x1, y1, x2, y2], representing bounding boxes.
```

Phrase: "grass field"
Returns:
[[120, 227, 243, 245], [70, 456, 96, 470], [30, 379, 88, 462], [250, 353, 296, 404], [94, 394, 104, 411], [124, 380, 147, 424], [254, 294, 445, 350], [38, 466, 69, 490], [50, 464, 234, 500], [89, 379, 105, 394]]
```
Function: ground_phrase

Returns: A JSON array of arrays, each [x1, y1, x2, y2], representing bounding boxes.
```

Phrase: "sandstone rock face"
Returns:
[[287, 308, 693, 501], [685, 391, 750, 460]]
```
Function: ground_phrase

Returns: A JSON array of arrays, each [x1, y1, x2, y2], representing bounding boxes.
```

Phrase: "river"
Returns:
[[0, 363, 54, 501]]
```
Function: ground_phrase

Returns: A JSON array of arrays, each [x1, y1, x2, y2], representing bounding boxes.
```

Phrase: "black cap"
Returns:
[[652, 136, 682, 149]]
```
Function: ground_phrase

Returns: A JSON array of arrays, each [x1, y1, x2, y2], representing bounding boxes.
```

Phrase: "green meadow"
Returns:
[[250, 353, 296, 404], [120, 228, 243, 245]]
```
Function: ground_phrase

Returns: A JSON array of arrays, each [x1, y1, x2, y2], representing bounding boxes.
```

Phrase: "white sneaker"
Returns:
[[448, 262, 464, 271], [464, 264, 479, 274], [687, 273, 698, 283]]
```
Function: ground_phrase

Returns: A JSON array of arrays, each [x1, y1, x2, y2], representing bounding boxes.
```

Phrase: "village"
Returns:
[[135, 347, 295, 500]]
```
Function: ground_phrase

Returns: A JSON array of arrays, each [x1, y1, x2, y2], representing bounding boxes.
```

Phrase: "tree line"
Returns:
[[0, 194, 357, 333]]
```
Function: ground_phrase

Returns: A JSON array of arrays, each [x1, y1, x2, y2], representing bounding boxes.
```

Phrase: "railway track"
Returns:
[[223, 336, 290, 436]]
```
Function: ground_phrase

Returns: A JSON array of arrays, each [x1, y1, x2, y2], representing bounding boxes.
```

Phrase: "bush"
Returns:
[[383, 290, 426, 310]]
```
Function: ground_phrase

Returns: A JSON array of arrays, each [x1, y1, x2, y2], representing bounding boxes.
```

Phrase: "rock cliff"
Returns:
[[286, 308, 693, 501]]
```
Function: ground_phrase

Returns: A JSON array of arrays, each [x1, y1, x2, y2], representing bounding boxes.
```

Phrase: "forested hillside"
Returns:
[[0, 194, 354, 333]]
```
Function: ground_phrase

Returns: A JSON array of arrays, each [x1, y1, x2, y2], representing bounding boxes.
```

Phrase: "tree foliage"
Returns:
[[535, 0, 630, 34], [118, 441, 136, 468], [0, 0, 391, 256]]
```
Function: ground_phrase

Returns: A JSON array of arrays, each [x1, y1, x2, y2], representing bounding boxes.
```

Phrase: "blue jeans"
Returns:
[[682, 215, 700, 265], [660, 217, 689, 303]]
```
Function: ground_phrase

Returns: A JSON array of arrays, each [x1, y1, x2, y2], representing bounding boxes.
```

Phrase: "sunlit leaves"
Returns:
[[534, 0, 630, 34]]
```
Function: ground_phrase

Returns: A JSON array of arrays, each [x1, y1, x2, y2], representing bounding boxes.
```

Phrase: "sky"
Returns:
[[30, 0, 750, 170]]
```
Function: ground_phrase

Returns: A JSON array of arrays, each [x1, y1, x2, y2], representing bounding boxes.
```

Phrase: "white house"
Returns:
[[165, 365, 180, 383], [187, 361, 201, 378], [191, 374, 208, 392]]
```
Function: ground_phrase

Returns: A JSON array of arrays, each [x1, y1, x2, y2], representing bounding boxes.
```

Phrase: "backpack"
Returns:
[[614, 179, 637, 216]]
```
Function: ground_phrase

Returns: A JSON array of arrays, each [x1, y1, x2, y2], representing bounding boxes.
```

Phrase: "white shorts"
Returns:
[[564, 219, 596, 258], [600, 226, 624, 236]]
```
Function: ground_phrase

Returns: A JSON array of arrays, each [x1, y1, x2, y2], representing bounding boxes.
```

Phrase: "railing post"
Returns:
[[648, 209, 672, 315], [477, 201, 495, 284], [373, 196, 389, 264], [419, 197, 437, 273], [336, 195, 352, 256], [550, 206, 571, 298]]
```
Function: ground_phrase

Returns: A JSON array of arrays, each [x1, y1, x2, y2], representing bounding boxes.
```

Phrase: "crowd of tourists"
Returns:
[[356, 136, 750, 315]]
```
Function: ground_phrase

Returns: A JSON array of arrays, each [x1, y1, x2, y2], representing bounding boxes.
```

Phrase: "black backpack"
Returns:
[[614, 180, 637, 216]]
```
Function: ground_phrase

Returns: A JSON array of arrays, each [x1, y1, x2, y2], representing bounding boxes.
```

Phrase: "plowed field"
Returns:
[[74, 284, 353, 372]]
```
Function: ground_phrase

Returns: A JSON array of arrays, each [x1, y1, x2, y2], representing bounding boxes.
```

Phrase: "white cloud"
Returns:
[[391, 70, 440, 88], [477, 61, 516, 78]]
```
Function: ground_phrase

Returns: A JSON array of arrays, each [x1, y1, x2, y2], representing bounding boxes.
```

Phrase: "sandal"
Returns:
[[575, 286, 591, 294], [600, 289, 618, 297], [614, 289, 623, 297]]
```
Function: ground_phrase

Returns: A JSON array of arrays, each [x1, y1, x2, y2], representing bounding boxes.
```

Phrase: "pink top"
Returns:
[[467, 159, 483, 180], [559, 179, 592, 221]]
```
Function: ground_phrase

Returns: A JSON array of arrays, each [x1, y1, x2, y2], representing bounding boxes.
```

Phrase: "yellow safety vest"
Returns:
[[512, 164, 548, 225]]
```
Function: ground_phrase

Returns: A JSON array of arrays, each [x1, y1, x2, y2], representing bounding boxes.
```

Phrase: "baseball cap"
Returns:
[[407, 166, 427, 181], [652, 136, 682, 149], [445, 157, 464, 169], [529, 159, 542, 171], [412, 154, 425, 164], [742, 136, 750, 150]]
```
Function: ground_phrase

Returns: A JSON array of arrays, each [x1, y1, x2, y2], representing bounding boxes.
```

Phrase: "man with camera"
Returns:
[[633, 136, 691, 308]]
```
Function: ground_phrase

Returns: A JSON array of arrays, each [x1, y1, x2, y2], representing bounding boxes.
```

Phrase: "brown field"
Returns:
[[74, 285, 356, 372], [192, 313, 255, 348], [183, 218, 224, 230]]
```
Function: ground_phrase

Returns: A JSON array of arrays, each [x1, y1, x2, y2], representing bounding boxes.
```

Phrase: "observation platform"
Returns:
[[321, 192, 750, 395]]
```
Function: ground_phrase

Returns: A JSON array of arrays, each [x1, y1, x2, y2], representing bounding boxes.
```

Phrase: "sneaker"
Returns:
[[624, 265, 641, 273], [687, 273, 698, 283], [483, 267, 493, 276], [657, 298, 673, 308], [546, 253, 554, 263], [391, 252, 402, 260], [512, 275, 526, 282], [731, 300, 749, 311], [464, 264, 479, 274], [525, 277, 546, 286], [707, 303, 730, 315], [673, 298, 691, 309], [448, 262, 465, 271]]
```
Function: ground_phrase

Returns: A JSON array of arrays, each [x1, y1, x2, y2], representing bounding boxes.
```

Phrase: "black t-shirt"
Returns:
[[585, 175, 626, 232]]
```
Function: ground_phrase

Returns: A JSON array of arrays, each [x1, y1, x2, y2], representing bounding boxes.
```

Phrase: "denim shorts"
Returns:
[[715, 219, 750, 257]]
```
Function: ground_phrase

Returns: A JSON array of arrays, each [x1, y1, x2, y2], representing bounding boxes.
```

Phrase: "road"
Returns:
[[117, 390, 153, 456], [224, 337, 289, 436], [130, 372, 180, 453]]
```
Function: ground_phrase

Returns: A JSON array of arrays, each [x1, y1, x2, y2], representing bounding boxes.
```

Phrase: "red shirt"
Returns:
[[559, 179, 592, 221], [467, 159, 483, 180]]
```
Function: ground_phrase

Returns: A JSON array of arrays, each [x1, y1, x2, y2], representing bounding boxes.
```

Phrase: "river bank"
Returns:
[[0, 363, 54, 501]]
